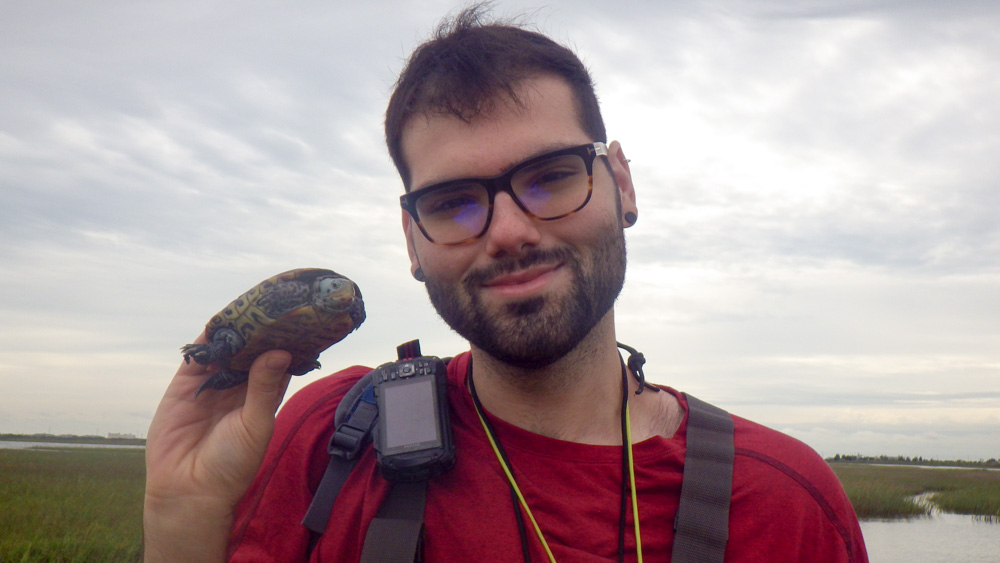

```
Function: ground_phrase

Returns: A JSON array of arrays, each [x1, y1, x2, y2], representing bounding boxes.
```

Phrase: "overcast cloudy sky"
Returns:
[[2, 0, 997, 461]]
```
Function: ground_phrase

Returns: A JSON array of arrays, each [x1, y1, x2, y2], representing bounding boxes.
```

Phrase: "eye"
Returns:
[[514, 155, 587, 191], [428, 195, 477, 214], [417, 184, 485, 218], [532, 168, 579, 186]]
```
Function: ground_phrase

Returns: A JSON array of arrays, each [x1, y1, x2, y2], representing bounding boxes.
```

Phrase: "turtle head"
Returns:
[[313, 274, 364, 316]]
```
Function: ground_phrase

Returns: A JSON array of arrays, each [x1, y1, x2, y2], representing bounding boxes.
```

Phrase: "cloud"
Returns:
[[0, 1, 997, 460]]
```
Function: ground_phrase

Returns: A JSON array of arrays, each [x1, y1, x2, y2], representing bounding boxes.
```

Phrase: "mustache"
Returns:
[[463, 246, 577, 287]]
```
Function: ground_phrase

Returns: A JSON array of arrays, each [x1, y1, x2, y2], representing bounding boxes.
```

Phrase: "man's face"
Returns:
[[400, 75, 638, 368]]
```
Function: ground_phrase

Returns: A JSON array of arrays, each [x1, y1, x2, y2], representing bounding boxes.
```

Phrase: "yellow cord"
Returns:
[[474, 396, 643, 563], [625, 401, 643, 563], [475, 406, 558, 563]]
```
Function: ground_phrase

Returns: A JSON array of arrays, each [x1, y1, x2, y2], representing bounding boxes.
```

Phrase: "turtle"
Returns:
[[181, 268, 365, 396]]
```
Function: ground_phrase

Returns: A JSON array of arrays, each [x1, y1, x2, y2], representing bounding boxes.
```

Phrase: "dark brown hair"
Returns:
[[384, 3, 607, 189]]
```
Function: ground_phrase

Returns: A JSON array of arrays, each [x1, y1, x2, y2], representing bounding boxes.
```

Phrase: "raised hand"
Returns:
[[143, 331, 292, 562]]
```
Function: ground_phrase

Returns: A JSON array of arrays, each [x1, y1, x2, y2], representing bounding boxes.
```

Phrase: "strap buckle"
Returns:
[[328, 399, 378, 460]]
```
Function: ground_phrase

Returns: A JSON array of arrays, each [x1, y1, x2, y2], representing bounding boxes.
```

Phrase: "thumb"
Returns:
[[242, 350, 292, 437]]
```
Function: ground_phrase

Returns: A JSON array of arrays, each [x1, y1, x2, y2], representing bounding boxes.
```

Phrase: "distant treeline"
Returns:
[[828, 453, 999, 469], [0, 433, 146, 446]]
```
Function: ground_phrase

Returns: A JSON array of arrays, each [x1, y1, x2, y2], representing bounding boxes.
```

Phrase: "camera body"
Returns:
[[371, 355, 455, 482]]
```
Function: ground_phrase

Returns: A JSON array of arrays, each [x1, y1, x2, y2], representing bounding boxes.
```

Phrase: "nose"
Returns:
[[483, 192, 541, 257]]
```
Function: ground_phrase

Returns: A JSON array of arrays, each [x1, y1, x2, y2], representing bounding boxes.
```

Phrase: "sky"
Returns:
[[1, 0, 997, 461]]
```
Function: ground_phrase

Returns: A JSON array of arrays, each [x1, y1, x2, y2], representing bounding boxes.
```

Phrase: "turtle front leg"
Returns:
[[181, 328, 244, 366]]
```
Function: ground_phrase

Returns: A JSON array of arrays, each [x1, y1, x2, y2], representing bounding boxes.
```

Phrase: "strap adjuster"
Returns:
[[328, 400, 378, 459], [329, 425, 367, 459]]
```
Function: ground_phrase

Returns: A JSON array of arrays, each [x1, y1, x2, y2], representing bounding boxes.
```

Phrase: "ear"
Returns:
[[607, 141, 638, 227], [402, 210, 422, 278]]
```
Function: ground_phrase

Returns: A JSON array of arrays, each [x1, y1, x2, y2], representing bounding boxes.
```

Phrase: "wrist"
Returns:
[[143, 494, 233, 563]]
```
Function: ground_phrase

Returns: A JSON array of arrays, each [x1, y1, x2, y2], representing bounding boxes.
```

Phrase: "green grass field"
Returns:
[[830, 462, 1000, 520], [0, 447, 144, 562]]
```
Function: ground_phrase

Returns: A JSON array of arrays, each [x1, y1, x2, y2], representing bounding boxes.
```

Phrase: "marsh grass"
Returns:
[[830, 463, 1000, 520], [0, 447, 144, 562]]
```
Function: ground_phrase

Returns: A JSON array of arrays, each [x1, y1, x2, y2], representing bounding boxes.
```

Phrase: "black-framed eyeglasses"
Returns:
[[400, 142, 609, 245]]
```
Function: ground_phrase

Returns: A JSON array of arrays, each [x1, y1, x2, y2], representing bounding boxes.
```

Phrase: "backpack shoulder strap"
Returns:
[[302, 341, 437, 561], [360, 481, 427, 563], [672, 393, 735, 563], [302, 371, 378, 543]]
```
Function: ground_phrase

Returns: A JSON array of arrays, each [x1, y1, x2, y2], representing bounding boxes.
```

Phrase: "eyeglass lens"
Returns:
[[414, 153, 591, 244]]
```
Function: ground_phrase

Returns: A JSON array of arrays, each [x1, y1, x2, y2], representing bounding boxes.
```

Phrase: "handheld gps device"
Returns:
[[371, 355, 455, 482]]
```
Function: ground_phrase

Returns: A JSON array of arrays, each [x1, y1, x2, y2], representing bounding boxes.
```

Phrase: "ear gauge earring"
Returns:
[[413, 268, 425, 282], [624, 212, 637, 226]]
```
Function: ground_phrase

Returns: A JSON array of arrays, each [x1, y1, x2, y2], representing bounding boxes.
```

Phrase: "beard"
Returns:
[[424, 225, 627, 369]]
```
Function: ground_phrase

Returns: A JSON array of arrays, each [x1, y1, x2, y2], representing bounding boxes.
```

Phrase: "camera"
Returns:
[[371, 355, 455, 482]]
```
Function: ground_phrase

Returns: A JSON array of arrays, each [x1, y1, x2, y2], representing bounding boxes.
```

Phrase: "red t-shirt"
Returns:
[[229, 352, 867, 562]]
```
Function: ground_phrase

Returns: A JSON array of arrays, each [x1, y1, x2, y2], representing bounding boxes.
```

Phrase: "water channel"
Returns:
[[860, 492, 999, 563], [861, 513, 998, 562]]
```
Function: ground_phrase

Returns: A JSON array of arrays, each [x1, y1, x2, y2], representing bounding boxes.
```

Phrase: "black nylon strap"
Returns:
[[302, 456, 358, 535], [361, 481, 427, 563], [672, 393, 735, 563], [302, 380, 378, 549]]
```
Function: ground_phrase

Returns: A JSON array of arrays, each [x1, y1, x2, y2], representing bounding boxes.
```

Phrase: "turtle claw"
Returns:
[[289, 358, 321, 376], [181, 343, 212, 366]]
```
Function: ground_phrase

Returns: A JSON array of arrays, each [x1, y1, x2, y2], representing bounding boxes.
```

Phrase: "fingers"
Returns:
[[241, 350, 292, 440]]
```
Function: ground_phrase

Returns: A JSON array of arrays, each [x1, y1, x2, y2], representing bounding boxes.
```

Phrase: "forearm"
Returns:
[[142, 495, 233, 563]]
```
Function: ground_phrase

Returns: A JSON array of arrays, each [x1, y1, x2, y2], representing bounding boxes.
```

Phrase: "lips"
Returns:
[[483, 265, 557, 287], [479, 264, 563, 300], [463, 247, 576, 300]]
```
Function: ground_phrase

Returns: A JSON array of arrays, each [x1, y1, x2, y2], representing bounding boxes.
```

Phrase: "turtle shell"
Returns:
[[202, 267, 365, 377]]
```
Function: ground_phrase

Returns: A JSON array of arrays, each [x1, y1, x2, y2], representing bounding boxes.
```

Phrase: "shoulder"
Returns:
[[669, 390, 865, 560], [672, 391, 847, 513], [731, 414, 843, 500], [728, 414, 867, 561], [671, 390, 840, 495]]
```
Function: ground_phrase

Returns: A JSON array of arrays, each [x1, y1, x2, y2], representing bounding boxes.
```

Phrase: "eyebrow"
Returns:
[[414, 141, 586, 191]]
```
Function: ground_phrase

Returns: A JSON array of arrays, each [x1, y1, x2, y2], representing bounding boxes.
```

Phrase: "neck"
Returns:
[[469, 311, 628, 445]]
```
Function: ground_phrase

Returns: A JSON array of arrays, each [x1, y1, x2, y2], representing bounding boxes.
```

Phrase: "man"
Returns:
[[144, 7, 868, 562]]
